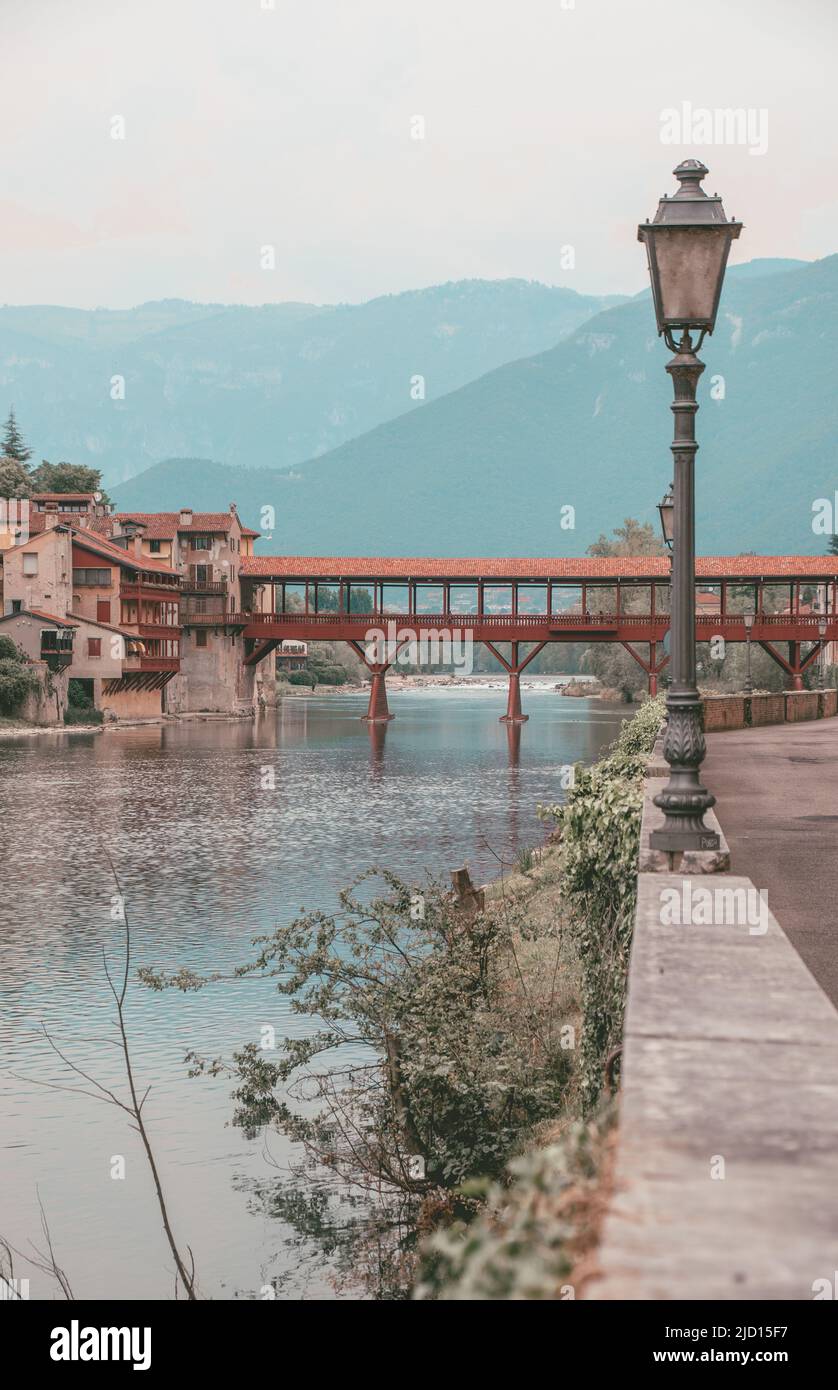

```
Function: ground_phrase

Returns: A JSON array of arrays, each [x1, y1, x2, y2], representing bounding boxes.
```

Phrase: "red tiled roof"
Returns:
[[27, 511, 99, 535], [111, 511, 255, 538], [70, 528, 179, 576], [240, 555, 838, 581], [0, 608, 79, 628]]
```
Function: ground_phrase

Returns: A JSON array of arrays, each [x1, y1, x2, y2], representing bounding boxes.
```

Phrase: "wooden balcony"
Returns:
[[180, 609, 249, 626], [122, 654, 180, 673], [180, 579, 228, 595]]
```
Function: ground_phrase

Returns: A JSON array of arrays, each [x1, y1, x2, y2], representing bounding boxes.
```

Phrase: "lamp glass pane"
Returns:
[[652, 228, 729, 326]]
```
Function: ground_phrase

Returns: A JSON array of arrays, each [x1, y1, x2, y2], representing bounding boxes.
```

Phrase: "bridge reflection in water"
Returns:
[[237, 555, 838, 722]]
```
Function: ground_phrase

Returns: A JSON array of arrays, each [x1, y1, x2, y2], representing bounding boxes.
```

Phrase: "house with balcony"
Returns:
[[1, 521, 181, 719], [97, 504, 268, 714]]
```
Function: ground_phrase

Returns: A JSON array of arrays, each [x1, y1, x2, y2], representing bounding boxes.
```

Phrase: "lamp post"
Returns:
[[818, 617, 828, 690], [658, 485, 675, 552], [743, 611, 755, 695], [639, 160, 742, 852]]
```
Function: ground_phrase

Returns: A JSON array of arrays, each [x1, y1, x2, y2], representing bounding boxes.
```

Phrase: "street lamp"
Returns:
[[743, 611, 755, 695], [658, 484, 675, 551], [639, 160, 742, 852], [818, 616, 828, 690]]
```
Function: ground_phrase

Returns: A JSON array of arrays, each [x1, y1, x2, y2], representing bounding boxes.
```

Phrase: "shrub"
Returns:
[[0, 634, 24, 662], [64, 705, 104, 726], [67, 678, 94, 709], [539, 696, 665, 1109], [314, 666, 347, 686], [0, 653, 39, 714], [288, 669, 314, 686], [415, 1103, 615, 1300]]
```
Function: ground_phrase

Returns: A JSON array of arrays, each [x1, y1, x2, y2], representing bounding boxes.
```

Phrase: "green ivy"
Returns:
[[539, 696, 665, 1109]]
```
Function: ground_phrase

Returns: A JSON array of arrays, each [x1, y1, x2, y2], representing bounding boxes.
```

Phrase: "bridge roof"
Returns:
[[241, 555, 838, 582]]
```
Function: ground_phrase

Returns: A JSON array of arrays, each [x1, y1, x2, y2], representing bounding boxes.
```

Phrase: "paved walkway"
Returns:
[[704, 717, 838, 1008]]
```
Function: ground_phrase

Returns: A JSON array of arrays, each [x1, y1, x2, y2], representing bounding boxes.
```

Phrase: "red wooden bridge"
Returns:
[[238, 555, 838, 722]]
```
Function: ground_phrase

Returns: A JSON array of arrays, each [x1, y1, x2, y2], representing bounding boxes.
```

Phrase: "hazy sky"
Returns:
[[2, 0, 836, 308]]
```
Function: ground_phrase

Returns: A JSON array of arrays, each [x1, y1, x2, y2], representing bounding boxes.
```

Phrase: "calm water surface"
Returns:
[[0, 687, 626, 1299]]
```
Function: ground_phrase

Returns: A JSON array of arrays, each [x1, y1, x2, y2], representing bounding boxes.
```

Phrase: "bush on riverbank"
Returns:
[[539, 694, 664, 1109], [0, 637, 40, 716], [415, 696, 665, 1299], [64, 678, 104, 726]]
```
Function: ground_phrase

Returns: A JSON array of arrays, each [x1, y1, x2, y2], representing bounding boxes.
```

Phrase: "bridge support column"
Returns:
[[483, 640, 546, 724], [501, 669, 526, 724], [621, 641, 669, 698], [364, 666, 394, 723], [348, 639, 411, 723], [759, 638, 823, 691], [788, 643, 804, 691]]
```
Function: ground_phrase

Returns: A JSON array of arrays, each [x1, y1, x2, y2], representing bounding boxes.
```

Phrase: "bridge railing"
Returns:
[[241, 610, 834, 630]]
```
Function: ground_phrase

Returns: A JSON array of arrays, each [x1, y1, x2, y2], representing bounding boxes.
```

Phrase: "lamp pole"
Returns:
[[743, 611, 755, 694], [639, 160, 742, 853], [819, 617, 828, 690]]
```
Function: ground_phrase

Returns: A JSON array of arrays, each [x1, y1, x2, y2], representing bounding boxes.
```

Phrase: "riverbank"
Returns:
[[415, 696, 665, 1298]]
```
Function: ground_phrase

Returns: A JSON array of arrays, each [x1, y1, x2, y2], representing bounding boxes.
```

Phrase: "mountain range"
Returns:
[[0, 280, 624, 485], [108, 257, 836, 557]]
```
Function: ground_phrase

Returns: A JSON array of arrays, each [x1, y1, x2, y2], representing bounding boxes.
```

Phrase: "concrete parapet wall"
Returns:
[[590, 774, 838, 1301]]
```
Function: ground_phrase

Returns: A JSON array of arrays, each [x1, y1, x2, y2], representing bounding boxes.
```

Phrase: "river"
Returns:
[[0, 685, 627, 1300]]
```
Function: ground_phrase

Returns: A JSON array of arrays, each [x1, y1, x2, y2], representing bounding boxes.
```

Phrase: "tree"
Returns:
[[587, 517, 666, 559], [0, 455, 31, 500], [29, 460, 110, 503], [827, 535, 838, 557], [582, 520, 668, 697], [1, 408, 33, 465]]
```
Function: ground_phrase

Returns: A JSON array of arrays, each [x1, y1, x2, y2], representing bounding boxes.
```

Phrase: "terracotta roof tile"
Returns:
[[240, 555, 838, 581], [70, 528, 179, 576], [0, 608, 79, 628], [112, 511, 253, 538]]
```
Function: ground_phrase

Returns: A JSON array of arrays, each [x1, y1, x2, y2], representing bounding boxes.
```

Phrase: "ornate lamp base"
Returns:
[[649, 696, 720, 852]]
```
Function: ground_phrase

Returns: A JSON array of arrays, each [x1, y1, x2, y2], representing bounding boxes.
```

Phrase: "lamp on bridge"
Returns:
[[657, 484, 674, 551], [639, 160, 742, 852], [743, 611, 755, 695]]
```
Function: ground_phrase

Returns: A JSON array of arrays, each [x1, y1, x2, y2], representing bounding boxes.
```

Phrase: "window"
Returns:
[[150, 539, 161, 553], [195, 629, 208, 647], [87, 638, 101, 658], [191, 536, 211, 551], [22, 553, 38, 576], [72, 568, 112, 586]]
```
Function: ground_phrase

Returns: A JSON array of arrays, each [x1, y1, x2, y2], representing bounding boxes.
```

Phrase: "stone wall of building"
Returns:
[[20, 662, 69, 726], [102, 685, 164, 720], [166, 629, 256, 714]]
